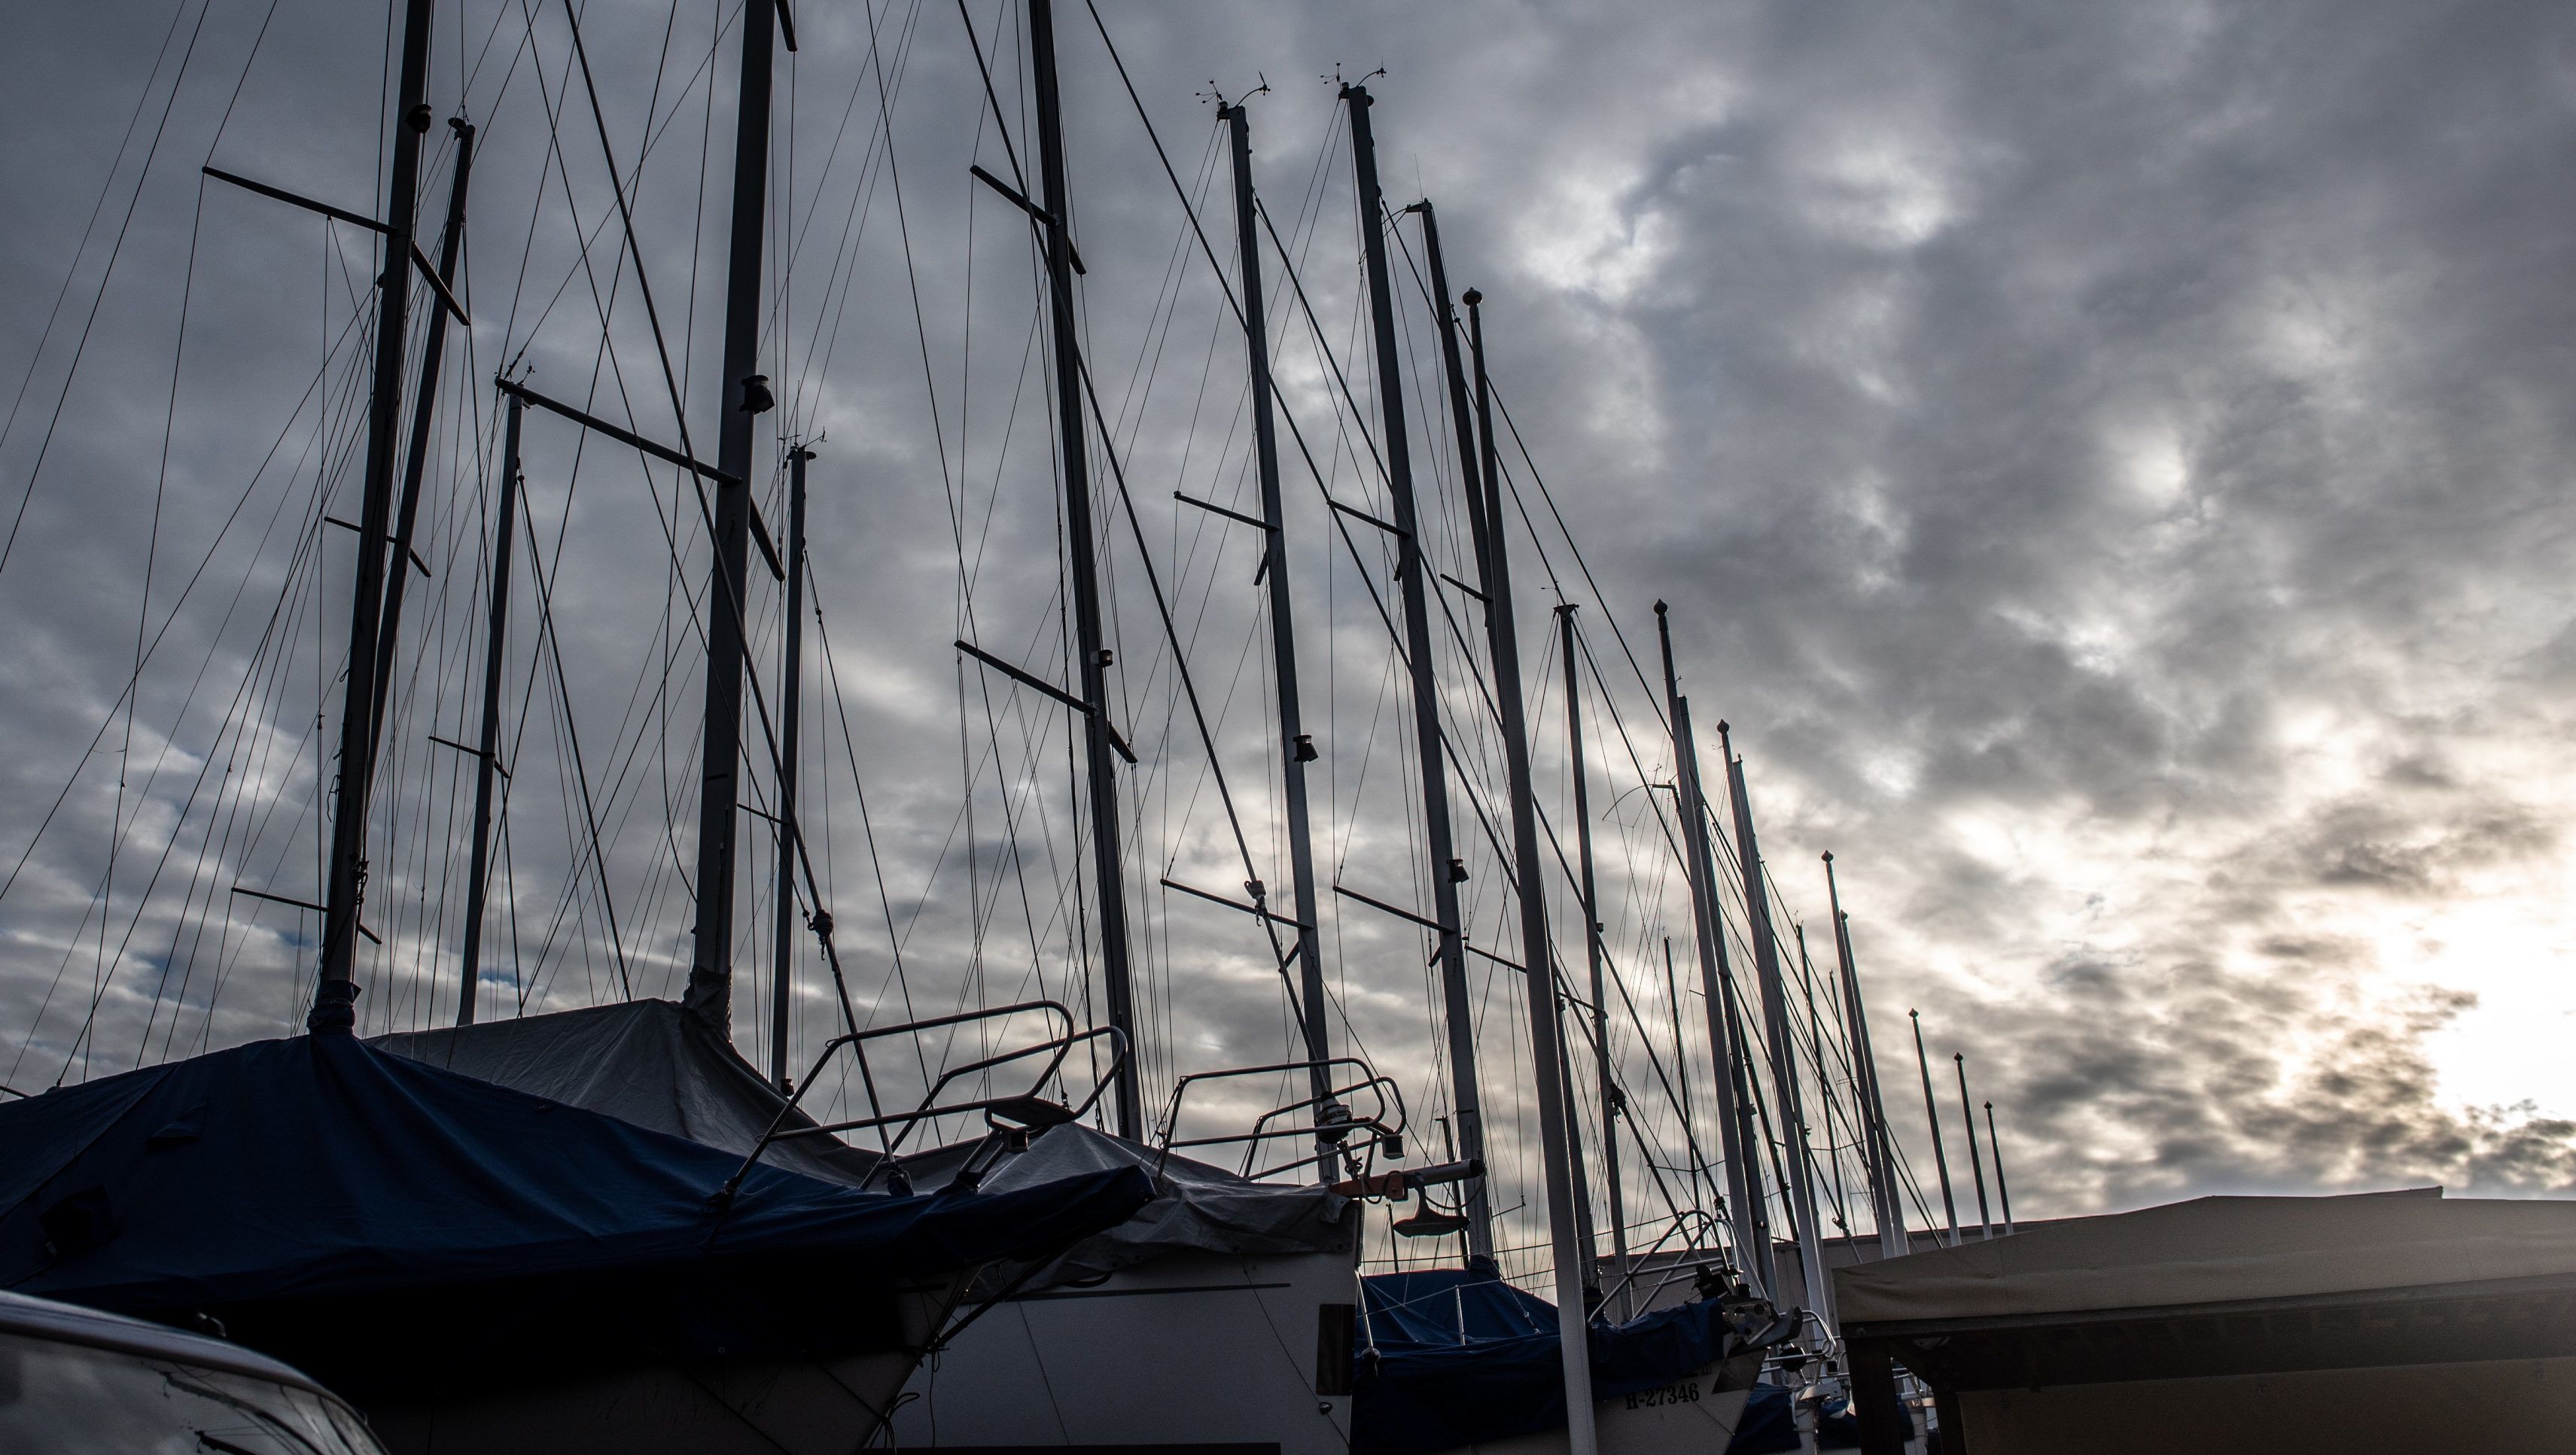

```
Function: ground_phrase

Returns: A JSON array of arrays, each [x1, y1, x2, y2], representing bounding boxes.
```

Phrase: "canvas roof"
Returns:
[[1835, 1187, 2576, 1329]]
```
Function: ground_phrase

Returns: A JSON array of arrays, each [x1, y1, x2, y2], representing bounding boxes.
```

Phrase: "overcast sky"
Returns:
[[5, 0, 2576, 1259]]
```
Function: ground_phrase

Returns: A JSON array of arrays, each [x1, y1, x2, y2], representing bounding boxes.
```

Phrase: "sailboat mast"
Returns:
[[1465, 293, 1598, 1451], [312, 0, 434, 1033], [1426, 212, 1597, 1278], [1721, 732, 1833, 1329], [1342, 82, 1490, 1260], [1662, 936, 1707, 1213], [1561, 604, 1631, 1318], [1654, 604, 1765, 1293], [455, 394, 522, 1026], [769, 446, 812, 1091], [681, 0, 781, 1040], [370, 119, 473, 747], [1825, 851, 1906, 1257], [1912, 1009, 1961, 1246], [1956, 1052, 1993, 1240], [1219, 100, 1335, 1173], [1414, 202, 1489, 580], [1986, 1101, 2015, 1234], [1030, 0, 1141, 1138]]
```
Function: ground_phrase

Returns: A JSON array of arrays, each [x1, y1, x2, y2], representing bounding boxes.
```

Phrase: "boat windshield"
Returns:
[[0, 1329, 386, 1455]]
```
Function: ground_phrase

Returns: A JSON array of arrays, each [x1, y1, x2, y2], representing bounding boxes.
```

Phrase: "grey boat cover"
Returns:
[[903, 1122, 1356, 1282], [372, 998, 880, 1186], [1829, 1185, 2575, 1327], [374, 999, 1351, 1280]]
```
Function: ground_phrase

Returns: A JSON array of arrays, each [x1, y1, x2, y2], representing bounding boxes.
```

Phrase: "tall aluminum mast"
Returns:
[[1722, 733, 1833, 1329], [681, 0, 785, 1040], [1466, 291, 1598, 1455], [1220, 99, 1337, 1173], [312, 0, 435, 1033], [1561, 605, 1631, 1317], [769, 446, 813, 1088], [1027, 0, 1142, 1135], [1654, 604, 1769, 1292], [1825, 852, 1908, 1257], [1342, 84, 1490, 1259], [1912, 1009, 1962, 1246]]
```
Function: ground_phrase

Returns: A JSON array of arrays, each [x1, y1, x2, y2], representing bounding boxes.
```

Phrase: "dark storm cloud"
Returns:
[[3, 0, 2575, 1232]]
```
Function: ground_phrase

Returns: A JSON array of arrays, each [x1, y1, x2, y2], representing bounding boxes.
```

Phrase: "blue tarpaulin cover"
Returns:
[[1723, 1384, 1911, 1452], [1728, 1385, 1800, 1453], [0, 1032, 1153, 1399], [1353, 1268, 1738, 1455]]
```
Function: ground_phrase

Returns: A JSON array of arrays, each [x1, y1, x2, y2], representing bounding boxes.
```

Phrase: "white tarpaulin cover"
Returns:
[[1835, 1186, 2576, 1326]]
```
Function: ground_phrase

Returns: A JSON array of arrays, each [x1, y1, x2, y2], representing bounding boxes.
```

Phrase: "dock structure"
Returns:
[[1838, 1189, 2576, 1453]]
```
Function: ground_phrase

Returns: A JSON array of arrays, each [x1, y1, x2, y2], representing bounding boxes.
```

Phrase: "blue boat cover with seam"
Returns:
[[1354, 1267, 1738, 1455], [0, 1032, 1153, 1399]]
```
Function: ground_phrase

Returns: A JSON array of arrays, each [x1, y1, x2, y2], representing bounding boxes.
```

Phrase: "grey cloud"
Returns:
[[4, 0, 2575, 1244]]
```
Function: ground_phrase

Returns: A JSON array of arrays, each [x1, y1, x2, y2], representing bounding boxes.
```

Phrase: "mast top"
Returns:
[[1210, 73, 1271, 117]]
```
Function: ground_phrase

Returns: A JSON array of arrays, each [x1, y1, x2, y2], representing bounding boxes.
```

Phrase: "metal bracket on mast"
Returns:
[[232, 886, 380, 945], [491, 377, 785, 582], [1172, 490, 1274, 532], [969, 164, 1088, 274], [202, 166, 467, 324], [1325, 495, 1408, 539], [1159, 876, 1310, 930], [953, 639, 1138, 764], [495, 379, 735, 483], [321, 516, 431, 577]]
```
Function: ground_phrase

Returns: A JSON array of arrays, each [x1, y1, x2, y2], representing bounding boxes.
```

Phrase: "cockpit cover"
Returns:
[[1353, 1267, 1737, 1455], [960, 1122, 1354, 1280]]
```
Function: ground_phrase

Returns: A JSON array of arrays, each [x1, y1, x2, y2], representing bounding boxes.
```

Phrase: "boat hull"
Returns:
[[364, 1283, 955, 1454], [893, 1245, 1359, 1454], [1418, 1350, 1764, 1455]]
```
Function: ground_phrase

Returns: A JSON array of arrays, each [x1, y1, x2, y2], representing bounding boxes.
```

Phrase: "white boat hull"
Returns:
[[894, 1246, 1359, 1454]]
